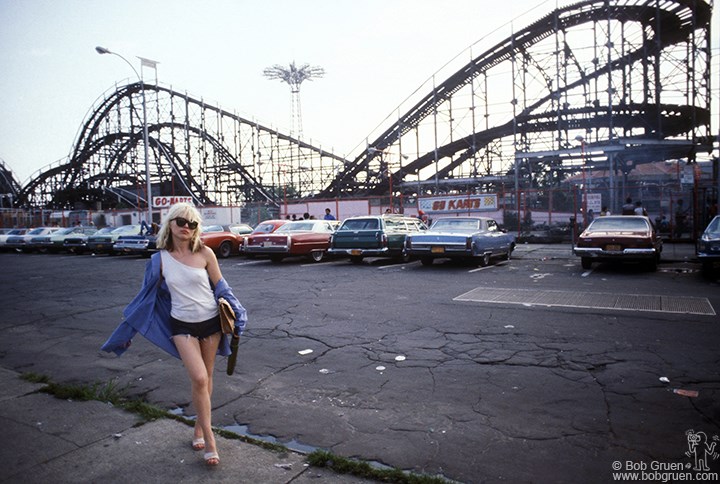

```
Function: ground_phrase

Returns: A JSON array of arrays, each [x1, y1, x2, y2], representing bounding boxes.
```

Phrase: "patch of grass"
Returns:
[[21, 373, 167, 422], [308, 450, 451, 484], [40, 379, 129, 405], [20, 372, 50, 384]]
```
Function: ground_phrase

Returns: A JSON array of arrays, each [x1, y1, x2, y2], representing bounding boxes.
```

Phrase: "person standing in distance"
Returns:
[[324, 208, 336, 220], [101, 202, 247, 467]]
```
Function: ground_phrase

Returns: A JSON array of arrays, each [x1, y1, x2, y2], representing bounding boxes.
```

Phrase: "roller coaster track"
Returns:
[[15, 0, 714, 210], [319, 0, 713, 197], [18, 84, 347, 209]]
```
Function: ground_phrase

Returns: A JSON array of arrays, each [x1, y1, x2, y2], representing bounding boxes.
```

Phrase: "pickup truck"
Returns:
[[328, 215, 426, 264]]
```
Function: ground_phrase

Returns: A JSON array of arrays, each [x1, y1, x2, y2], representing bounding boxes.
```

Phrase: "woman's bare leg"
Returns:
[[174, 333, 221, 463]]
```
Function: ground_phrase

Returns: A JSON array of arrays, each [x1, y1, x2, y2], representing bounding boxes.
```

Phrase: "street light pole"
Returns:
[[95, 46, 153, 225], [575, 135, 587, 226]]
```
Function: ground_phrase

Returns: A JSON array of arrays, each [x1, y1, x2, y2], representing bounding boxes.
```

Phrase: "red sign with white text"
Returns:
[[152, 196, 195, 208], [419, 194, 497, 213]]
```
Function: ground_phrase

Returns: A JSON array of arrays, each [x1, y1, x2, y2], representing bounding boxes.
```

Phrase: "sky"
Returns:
[[1, 0, 718, 185]]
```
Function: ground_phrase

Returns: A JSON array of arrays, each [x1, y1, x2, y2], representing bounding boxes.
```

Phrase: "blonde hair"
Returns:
[[156, 202, 204, 253]]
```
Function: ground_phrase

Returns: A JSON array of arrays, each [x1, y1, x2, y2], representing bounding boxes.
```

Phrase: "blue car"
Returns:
[[697, 215, 720, 275], [404, 216, 515, 266]]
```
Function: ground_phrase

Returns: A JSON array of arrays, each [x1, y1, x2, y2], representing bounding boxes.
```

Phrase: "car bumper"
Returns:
[[244, 245, 289, 254], [573, 247, 658, 258], [406, 246, 472, 258], [327, 247, 390, 257], [87, 243, 115, 252]]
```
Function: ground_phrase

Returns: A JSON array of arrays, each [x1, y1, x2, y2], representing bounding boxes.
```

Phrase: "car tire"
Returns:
[[218, 241, 233, 259], [479, 253, 491, 267], [581, 257, 592, 270], [395, 252, 411, 264], [310, 250, 324, 262], [350, 256, 363, 264], [420, 257, 434, 266]]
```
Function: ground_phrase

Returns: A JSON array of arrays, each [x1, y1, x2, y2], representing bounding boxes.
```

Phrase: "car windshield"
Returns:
[[588, 217, 648, 231], [202, 225, 224, 233], [55, 227, 76, 235], [27, 228, 47, 235], [340, 219, 379, 230], [704, 216, 720, 235], [276, 222, 316, 233], [230, 225, 253, 234], [431, 219, 481, 231], [95, 227, 114, 235], [253, 223, 281, 234]]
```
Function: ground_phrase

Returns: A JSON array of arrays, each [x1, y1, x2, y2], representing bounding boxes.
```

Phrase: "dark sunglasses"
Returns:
[[172, 217, 199, 230]]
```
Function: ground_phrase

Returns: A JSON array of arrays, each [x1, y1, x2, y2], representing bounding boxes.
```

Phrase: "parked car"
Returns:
[[573, 215, 662, 271], [244, 219, 339, 262], [114, 234, 157, 257], [328, 215, 427, 264], [201, 223, 254, 258], [243, 220, 287, 258], [0, 228, 28, 251], [65, 227, 113, 254], [249, 219, 287, 235], [87, 225, 140, 254], [696, 215, 720, 275], [6, 227, 60, 252], [31, 226, 98, 253], [405, 216, 515, 266]]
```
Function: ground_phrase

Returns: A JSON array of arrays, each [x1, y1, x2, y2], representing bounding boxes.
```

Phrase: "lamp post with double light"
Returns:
[[95, 46, 154, 225]]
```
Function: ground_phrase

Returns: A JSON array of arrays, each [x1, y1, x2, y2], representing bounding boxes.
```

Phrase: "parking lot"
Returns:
[[1, 244, 718, 483]]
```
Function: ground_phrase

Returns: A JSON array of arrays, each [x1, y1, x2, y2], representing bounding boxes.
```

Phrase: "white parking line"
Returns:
[[468, 261, 508, 273], [233, 260, 267, 266], [377, 260, 420, 270], [468, 265, 493, 273], [300, 261, 337, 267]]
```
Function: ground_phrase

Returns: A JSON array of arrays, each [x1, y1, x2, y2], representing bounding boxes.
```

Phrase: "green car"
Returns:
[[328, 215, 426, 264]]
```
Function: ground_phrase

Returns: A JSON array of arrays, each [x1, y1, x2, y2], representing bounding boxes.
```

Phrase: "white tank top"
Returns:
[[160, 250, 218, 322]]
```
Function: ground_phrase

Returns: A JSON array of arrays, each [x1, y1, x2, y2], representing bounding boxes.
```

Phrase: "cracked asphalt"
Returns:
[[1, 244, 718, 483]]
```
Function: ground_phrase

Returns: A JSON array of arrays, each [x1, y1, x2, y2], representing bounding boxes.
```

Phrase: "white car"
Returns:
[[5, 227, 58, 252], [0, 228, 27, 251]]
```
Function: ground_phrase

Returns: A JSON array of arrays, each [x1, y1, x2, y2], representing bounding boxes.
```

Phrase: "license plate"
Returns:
[[606, 244, 621, 252], [350, 249, 362, 256], [431, 246, 445, 254]]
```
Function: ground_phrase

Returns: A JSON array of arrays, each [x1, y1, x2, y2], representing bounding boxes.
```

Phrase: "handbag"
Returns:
[[218, 297, 236, 335]]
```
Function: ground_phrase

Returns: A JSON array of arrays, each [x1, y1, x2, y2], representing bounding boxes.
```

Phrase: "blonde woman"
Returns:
[[102, 202, 247, 466]]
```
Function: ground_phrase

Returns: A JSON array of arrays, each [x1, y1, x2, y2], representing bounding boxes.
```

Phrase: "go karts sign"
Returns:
[[152, 196, 195, 208], [419, 194, 497, 213]]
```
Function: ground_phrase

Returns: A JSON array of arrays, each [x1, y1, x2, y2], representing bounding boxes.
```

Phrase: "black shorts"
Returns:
[[170, 314, 221, 339]]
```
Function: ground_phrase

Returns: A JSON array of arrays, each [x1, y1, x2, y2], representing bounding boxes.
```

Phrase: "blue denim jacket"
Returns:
[[101, 251, 247, 359]]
